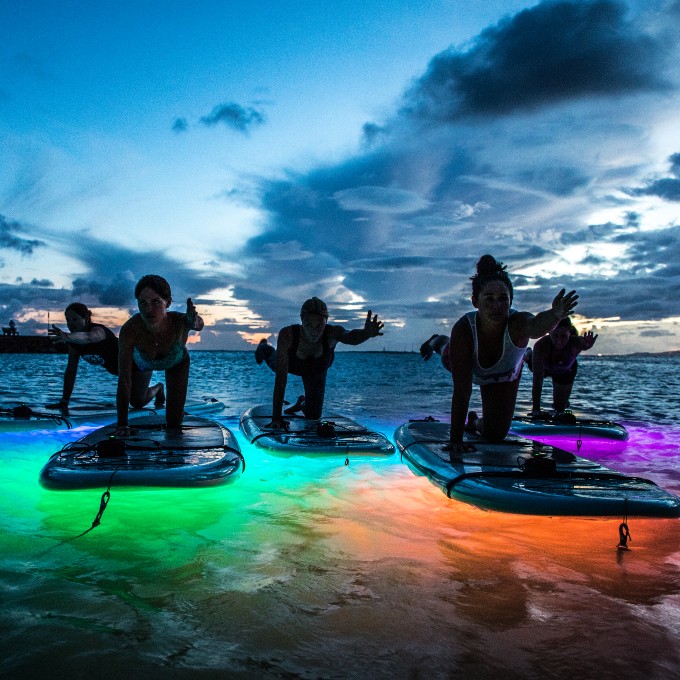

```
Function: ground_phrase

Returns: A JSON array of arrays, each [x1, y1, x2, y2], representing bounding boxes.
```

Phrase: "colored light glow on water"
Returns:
[[2, 353, 680, 677], [3, 416, 678, 568]]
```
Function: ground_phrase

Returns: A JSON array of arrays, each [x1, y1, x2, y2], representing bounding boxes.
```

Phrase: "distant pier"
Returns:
[[0, 335, 68, 354]]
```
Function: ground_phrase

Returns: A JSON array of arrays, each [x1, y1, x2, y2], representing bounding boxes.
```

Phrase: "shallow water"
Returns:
[[1, 351, 679, 679]]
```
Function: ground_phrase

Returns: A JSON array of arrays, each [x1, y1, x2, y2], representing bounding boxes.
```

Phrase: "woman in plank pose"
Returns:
[[525, 317, 597, 417], [47, 302, 163, 411], [419, 255, 578, 455], [115, 275, 203, 435], [267, 297, 383, 429]]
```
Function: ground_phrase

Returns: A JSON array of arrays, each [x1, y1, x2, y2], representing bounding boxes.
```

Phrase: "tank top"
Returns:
[[287, 325, 335, 376], [71, 324, 119, 375], [466, 310, 526, 385]]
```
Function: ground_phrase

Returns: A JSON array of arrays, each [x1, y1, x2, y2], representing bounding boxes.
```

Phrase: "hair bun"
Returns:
[[477, 254, 504, 276]]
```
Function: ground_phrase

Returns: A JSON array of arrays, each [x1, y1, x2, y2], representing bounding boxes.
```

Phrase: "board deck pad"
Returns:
[[1, 396, 225, 432], [395, 419, 680, 517], [510, 414, 629, 441], [240, 404, 395, 455], [39, 415, 243, 489]]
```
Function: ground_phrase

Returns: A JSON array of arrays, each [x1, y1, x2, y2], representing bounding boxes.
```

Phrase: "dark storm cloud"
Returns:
[[0, 231, 231, 313], [63, 234, 228, 308], [0, 283, 67, 306], [0, 214, 45, 255], [199, 102, 266, 133], [401, 0, 670, 121], [71, 272, 138, 307], [243, 150, 403, 262]]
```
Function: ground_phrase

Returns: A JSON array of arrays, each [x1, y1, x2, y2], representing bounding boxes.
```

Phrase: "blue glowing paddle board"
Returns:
[[39, 415, 243, 489], [240, 404, 395, 456], [1, 396, 225, 432], [394, 419, 680, 517], [510, 413, 628, 441]]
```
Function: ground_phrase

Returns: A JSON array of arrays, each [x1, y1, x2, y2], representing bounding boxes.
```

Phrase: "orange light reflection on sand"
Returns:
[[319, 463, 680, 606]]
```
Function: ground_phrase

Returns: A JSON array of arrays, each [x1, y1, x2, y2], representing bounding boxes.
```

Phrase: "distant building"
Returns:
[[2, 320, 18, 336]]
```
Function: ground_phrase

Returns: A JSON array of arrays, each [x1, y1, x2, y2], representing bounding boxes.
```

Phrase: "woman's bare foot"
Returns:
[[464, 411, 479, 433], [284, 395, 305, 415], [419, 334, 438, 360], [154, 383, 165, 408]]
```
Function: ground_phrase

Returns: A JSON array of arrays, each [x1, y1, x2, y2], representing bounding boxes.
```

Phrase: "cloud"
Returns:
[[635, 177, 680, 201], [333, 186, 429, 214], [0, 214, 46, 255], [199, 102, 266, 133], [670, 152, 680, 176], [172, 117, 189, 133], [639, 328, 675, 337], [630, 151, 680, 201], [228, 0, 680, 349], [400, 0, 672, 122], [71, 271, 138, 307], [0, 228, 232, 314], [5, 0, 678, 353]]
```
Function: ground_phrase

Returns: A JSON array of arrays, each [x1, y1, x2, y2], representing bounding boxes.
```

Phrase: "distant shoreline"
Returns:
[[0, 335, 67, 354], [3, 337, 678, 358], [191, 348, 680, 358]]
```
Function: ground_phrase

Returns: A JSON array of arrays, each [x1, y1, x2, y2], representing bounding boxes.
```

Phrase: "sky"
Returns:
[[2, 0, 680, 354]]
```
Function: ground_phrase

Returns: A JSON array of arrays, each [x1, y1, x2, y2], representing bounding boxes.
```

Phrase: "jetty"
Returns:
[[0, 335, 67, 354]]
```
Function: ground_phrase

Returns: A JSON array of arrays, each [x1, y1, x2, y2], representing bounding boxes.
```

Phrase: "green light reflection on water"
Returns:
[[0, 424, 403, 594]]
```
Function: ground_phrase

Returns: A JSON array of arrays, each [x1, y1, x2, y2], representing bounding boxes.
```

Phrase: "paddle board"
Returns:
[[1, 396, 225, 432], [510, 412, 628, 441], [240, 404, 395, 456], [39, 415, 243, 489], [394, 419, 680, 517]]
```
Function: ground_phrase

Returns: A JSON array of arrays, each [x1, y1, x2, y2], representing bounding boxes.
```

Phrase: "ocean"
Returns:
[[1, 351, 679, 679]]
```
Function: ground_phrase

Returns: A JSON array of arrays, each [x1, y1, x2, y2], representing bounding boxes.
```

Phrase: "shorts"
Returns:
[[546, 361, 577, 386], [441, 342, 452, 373]]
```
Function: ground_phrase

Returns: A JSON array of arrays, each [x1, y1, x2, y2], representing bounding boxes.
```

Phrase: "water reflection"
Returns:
[[2, 352, 680, 678]]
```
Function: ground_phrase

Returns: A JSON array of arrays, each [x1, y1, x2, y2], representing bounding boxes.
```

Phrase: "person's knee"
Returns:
[[129, 395, 148, 408], [482, 428, 510, 443], [303, 402, 323, 419], [481, 420, 511, 442]]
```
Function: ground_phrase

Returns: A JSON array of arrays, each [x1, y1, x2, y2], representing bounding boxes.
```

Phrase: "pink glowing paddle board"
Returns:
[[395, 419, 680, 517]]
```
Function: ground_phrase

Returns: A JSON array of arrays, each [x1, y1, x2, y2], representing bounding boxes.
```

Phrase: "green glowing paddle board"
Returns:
[[39, 415, 243, 489], [240, 404, 395, 456], [395, 419, 680, 517]]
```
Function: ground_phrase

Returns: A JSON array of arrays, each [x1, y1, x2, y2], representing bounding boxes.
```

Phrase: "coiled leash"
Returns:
[[617, 500, 631, 551], [37, 471, 118, 555]]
